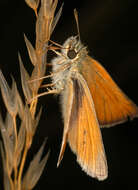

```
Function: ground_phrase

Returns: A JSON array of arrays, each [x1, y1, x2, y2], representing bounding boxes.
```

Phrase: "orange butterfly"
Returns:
[[46, 35, 138, 181], [33, 11, 138, 181]]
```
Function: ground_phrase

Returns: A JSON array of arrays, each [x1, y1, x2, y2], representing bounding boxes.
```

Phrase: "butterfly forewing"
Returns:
[[81, 56, 138, 127], [67, 74, 108, 180]]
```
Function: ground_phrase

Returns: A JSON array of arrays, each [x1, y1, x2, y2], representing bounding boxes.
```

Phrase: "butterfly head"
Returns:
[[62, 36, 88, 61]]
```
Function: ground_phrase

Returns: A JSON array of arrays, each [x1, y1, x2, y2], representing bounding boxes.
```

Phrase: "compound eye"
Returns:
[[67, 49, 77, 59]]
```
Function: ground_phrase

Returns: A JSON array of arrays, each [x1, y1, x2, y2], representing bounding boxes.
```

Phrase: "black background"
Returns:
[[0, 0, 138, 189]]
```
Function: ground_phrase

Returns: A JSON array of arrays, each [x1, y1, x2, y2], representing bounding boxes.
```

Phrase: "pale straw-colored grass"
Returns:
[[0, 0, 62, 189]]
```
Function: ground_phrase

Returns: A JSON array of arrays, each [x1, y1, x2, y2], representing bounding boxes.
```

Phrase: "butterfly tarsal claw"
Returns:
[[29, 88, 59, 103]]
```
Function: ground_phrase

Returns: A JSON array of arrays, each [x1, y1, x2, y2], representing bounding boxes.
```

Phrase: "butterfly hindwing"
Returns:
[[57, 80, 74, 166], [81, 56, 138, 127]]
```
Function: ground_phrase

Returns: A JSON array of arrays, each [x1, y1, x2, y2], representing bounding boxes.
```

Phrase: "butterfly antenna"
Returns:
[[74, 9, 80, 40]]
